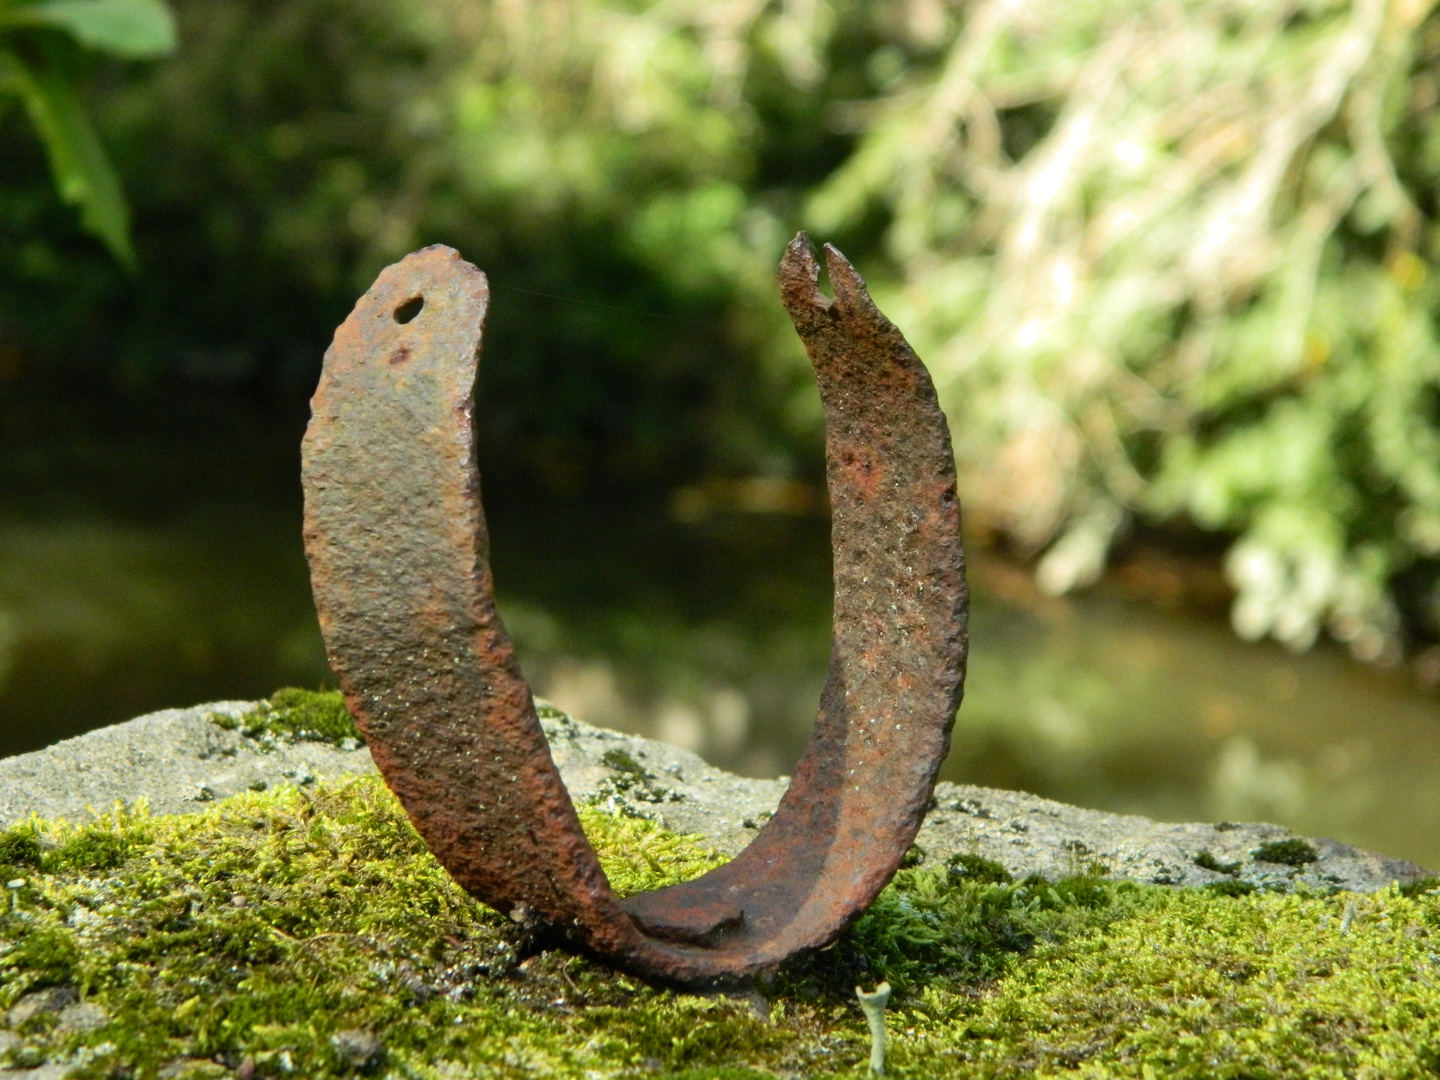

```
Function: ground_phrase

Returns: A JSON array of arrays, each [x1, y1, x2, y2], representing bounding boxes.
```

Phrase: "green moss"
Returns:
[[899, 844, 926, 869], [1193, 850, 1241, 875], [945, 852, 1014, 886], [599, 748, 647, 778], [1253, 838, 1320, 866], [1400, 876, 1440, 898], [6, 924, 80, 989], [0, 826, 42, 869], [215, 688, 363, 748], [49, 827, 150, 873], [4, 778, 1440, 1078], [594, 746, 681, 806], [1204, 878, 1259, 897], [778, 868, 1148, 1002], [893, 886, 1440, 1077], [575, 804, 727, 895]]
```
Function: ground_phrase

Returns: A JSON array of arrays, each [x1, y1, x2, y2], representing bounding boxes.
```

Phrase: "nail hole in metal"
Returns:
[[394, 296, 424, 324]]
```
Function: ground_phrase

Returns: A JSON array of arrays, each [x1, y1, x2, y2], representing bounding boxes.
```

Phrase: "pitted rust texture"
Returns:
[[301, 235, 968, 986]]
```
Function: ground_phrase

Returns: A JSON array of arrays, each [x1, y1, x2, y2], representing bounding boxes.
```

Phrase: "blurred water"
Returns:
[[508, 534, 1440, 873], [2, 385, 1439, 870]]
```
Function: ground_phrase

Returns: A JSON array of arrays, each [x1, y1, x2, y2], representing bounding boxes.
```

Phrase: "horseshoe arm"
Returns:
[[300, 246, 632, 946], [617, 236, 968, 965]]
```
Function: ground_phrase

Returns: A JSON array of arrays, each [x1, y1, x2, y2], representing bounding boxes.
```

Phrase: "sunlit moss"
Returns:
[[3, 776, 1440, 1078], [213, 687, 364, 747]]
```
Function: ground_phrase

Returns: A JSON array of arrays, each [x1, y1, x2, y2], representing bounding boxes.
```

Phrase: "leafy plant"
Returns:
[[0, 0, 175, 266], [805, 0, 1440, 661], [8, 0, 1440, 665]]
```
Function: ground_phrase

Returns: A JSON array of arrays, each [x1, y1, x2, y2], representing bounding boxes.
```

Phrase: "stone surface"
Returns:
[[0, 1067, 68, 1080], [5, 989, 74, 1030], [0, 702, 375, 826], [330, 1030, 386, 1075], [0, 701, 1430, 895]]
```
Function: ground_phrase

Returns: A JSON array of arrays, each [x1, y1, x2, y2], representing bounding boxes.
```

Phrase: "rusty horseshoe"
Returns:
[[301, 234, 967, 986]]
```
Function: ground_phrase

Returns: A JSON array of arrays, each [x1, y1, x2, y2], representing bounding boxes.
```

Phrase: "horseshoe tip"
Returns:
[[820, 241, 852, 274], [778, 233, 828, 322], [821, 244, 870, 308], [781, 232, 819, 278], [398, 243, 485, 282]]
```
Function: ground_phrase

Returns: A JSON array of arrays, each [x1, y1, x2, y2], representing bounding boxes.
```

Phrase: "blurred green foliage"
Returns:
[[809, 0, 1440, 663], [5, 0, 1440, 658], [0, 0, 175, 266]]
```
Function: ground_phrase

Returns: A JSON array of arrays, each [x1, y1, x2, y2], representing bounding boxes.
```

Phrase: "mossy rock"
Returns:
[[213, 688, 365, 748], [4, 776, 1440, 1078]]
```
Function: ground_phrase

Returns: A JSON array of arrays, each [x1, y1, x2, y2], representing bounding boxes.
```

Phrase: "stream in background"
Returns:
[[3, 383, 1439, 871]]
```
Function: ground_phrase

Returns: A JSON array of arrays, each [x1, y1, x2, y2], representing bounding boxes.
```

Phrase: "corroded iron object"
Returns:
[[301, 235, 968, 986]]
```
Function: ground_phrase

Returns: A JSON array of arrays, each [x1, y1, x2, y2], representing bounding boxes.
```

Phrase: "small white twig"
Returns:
[[1340, 900, 1357, 936], [856, 981, 892, 1075]]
